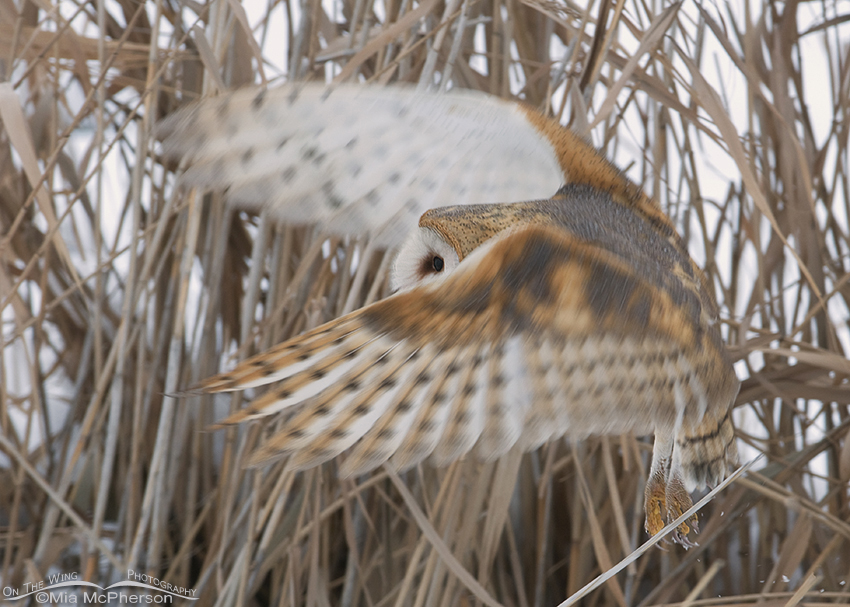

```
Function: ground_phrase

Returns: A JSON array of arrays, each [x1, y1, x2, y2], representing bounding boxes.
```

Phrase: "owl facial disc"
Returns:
[[391, 227, 460, 292]]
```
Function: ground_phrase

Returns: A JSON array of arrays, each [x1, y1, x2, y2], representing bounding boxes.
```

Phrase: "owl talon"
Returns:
[[644, 475, 668, 538], [644, 486, 698, 546], [670, 529, 698, 549], [645, 437, 703, 547], [664, 471, 699, 546]]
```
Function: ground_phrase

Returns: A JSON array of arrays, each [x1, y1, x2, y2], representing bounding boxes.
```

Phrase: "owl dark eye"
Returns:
[[432, 256, 444, 272]]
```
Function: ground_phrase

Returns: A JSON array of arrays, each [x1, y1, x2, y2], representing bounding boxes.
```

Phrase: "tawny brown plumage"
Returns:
[[163, 83, 740, 546]]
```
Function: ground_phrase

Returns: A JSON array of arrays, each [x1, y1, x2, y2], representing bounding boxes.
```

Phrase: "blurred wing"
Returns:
[[195, 224, 738, 476], [158, 84, 564, 247]]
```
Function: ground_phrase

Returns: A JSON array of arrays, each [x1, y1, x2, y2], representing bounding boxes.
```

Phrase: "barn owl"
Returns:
[[160, 84, 740, 546]]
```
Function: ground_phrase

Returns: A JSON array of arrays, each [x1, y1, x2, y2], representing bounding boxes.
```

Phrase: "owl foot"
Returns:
[[645, 432, 702, 547], [644, 462, 699, 547], [663, 471, 699, 547]]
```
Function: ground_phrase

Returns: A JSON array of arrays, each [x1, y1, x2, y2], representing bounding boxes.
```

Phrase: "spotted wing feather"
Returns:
[[158, 84, 564, 247], [196, 224, 738, 481]]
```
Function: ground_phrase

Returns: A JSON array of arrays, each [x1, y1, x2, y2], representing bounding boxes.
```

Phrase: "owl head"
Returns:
[[390, 192, 570, 292]]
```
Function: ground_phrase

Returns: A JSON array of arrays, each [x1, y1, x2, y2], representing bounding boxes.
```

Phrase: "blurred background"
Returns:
[[1, 0, 849, 605]]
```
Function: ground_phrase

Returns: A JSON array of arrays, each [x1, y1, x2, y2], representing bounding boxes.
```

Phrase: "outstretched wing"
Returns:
[[158, 84, 564, 247], [195, 224, 738, 477]]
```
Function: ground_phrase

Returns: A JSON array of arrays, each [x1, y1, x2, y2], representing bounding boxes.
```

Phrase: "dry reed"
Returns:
[[1, 0, 849, 605]]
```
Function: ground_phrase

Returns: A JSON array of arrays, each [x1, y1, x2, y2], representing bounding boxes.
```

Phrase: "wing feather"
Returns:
[[159, 84, 563, 247], [431, 344, 490, 465], [382, 345, 470, 471], [517, 339, 559, 450], [339, 344, 440, 476], [475, 338, 528, 460], [282, 344, 422, 469], [243, 339, 412, 465], [195, 224, 738, 475], [196, 319, 361, 392]]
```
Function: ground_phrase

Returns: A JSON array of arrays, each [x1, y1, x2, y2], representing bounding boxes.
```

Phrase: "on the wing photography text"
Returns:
[[2, 569, 198, 603]]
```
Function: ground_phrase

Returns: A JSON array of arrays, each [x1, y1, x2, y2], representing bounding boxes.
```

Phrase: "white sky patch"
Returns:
[[372, 0, 386, 23], [2, 315, 36, 400], [508, 41, 525, 96], [243, 0, 290, 77], [471, 22, 489, 76]]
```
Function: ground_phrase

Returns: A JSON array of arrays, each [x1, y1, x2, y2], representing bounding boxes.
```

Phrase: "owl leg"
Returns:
[[676, 410, 739, 491], [648, 409, 738, 546], [644, 432, 698, 546]]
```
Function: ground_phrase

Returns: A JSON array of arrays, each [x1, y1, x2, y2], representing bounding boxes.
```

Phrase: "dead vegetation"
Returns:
[[1, 0, 849, 605]]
